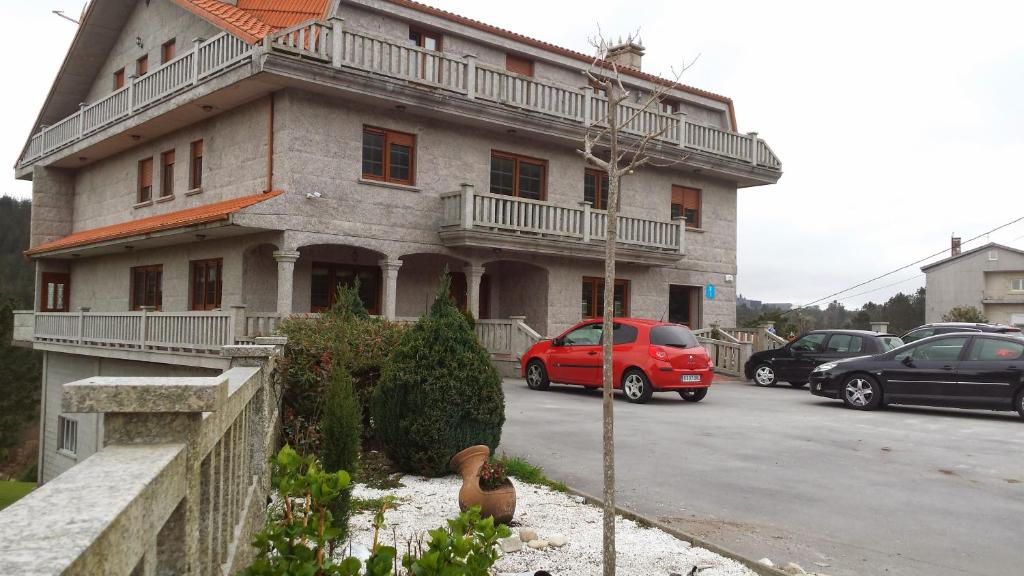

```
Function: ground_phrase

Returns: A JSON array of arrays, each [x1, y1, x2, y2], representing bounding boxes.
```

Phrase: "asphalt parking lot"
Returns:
[[498, 377, 1024, 576]]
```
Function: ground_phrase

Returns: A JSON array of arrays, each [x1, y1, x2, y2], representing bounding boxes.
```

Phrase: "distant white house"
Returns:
[[921, 241, 1024, 326]]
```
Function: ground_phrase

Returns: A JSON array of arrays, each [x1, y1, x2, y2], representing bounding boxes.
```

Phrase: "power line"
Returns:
[[832, 273, 924, 304], [785, 214, 1024, 315]]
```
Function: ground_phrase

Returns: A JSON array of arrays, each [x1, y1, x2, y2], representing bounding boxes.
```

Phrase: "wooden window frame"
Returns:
[[671, 185, 702, 229], [160, 150, 175, 198], [130, 265, 163, 311], [136, 54, 148, 77], [113, 68, 125, 90], [190, 258, 223, 311], [408, 27, 442, 51], [361, 126, 416, 186], [138, 157, 154, 203], [489, 150, 547, 200], [581, 276, 630, 319], [40, 272, 71, 312], [584, 168, 610, 210], [189, 140, 203, 191], [310, 262, 383, 314], [505, 53, 534, 77], [161, 39, 176, 64]]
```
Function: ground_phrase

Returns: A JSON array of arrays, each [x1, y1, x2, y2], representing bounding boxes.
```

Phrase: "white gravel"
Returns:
[[345, 476, 756, 576]]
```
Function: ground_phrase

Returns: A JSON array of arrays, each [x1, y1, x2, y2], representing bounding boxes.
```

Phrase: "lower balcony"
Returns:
[[439, 185, 685, 265]]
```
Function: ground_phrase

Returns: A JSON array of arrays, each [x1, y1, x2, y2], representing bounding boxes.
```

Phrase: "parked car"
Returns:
[[744, 330, 904, 388], [520, 318, 713, 404], [809, 333, 1024, 419], [900, 322, 1022, 344]]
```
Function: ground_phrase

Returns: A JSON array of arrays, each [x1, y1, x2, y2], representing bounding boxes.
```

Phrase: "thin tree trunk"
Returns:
[[601, 89, 620, 576]]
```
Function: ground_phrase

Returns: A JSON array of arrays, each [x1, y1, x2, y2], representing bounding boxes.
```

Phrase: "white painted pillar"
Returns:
[[379, 259, 403, 320], [464, 265, 486, 320], [272, 250, 300, 315]]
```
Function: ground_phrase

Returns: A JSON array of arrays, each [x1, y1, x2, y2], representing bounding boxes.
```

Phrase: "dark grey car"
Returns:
[[744, 330, 904, 388]]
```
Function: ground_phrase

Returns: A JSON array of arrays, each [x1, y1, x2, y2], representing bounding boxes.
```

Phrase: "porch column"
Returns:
[[464, 265, 486, 319], [379, 259, 403, 320], [272, 250, 300, 315]]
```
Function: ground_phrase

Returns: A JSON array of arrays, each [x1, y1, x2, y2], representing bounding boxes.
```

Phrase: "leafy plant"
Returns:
[[500, 455, 568, 493], [242, 445, 396, 576], [942, 305, 987, 323], [400, 506, 511, 576], [373, 273, 505, 476], [478, 459, 508, 491]]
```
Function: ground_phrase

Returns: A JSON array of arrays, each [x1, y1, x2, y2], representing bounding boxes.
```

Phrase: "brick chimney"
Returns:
[[951, 236, 962, 257], [606, 38, 645, 71]]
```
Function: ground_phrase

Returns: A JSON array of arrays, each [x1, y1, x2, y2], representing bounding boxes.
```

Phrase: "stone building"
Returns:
[[14, 0, 782, 481]]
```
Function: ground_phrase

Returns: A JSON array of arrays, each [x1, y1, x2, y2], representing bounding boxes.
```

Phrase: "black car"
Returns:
[[744, 330, 904, 388], [810, 333, 1024, 419], [901, 322, 1021, 344]]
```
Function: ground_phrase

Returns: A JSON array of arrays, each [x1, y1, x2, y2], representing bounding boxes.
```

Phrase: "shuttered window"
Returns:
[[671, 185, 701, 228], [138, 157, 154, 203], [161, 39, 176, 63], [160, 150, 175, 198], [114, 68, 125, 90], [131, 265, 163, 310], [362, 127, 416, 185], [190, 140, 204, 190], [191, 259, 223, 310], [136, 54, 148, 76], [506, 54, 534, 77]]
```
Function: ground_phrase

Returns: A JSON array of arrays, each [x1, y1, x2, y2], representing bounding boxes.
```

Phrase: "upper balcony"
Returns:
[[439, 184, 684, 265], [17, 20, 782, 186]]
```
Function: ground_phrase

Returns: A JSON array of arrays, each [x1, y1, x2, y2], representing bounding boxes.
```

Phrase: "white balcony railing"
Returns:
[[19, 20, 781, 171], [441, 184, 685, 254]]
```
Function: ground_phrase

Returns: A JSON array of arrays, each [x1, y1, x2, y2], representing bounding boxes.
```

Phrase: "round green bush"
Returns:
[[373, 275, 505, 476]]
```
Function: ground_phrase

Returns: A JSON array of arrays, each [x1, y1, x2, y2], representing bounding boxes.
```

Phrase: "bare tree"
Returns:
[[579, 31, 692, 576]]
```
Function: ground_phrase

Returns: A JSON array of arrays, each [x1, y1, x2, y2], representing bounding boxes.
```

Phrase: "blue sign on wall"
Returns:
[[705, 284, 716, 300]]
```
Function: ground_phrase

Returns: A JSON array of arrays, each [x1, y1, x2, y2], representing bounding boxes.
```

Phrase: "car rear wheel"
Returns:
[[525, 360, 550, 391], [1016, 390, 1024, 421], [622, 369, 653, 403], [678, 388, 708, 402], [842, 374, 882, 410], [753, 364, 777, 387], [789, 381, 807, 388]]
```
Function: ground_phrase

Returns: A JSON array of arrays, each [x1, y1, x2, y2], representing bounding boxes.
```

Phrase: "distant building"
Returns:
[[737, 295, 763, 309], [762, 302, 793, 312], [921, 241, 1024, 326]]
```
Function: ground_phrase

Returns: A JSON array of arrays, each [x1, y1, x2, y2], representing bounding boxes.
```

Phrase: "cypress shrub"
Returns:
[[321, 363, 362, 544], [373, 273, 505, 476]]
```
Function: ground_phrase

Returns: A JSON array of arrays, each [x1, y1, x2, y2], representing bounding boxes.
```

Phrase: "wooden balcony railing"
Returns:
[[19, 19, 781, 172], [441, 184, 685, 254]]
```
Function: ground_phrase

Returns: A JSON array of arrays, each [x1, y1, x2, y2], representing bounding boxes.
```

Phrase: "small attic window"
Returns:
[[989, 249, 999, 261]]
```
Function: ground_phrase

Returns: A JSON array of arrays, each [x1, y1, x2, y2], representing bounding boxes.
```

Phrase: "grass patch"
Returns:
[[351, 494, 402, 514], [354, 449, 404, 490], [500, 455, 568, 493], [0, 481, 35, 511]]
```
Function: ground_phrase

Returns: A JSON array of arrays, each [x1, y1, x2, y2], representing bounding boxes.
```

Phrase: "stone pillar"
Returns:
[[272, 250, 300, 315], [464, 265, 486, 320], [379, 259, 403, 320], [870, 321, 890, 334]]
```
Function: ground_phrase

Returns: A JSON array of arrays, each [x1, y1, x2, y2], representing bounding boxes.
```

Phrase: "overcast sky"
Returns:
[[2, 1, 1022, 309]]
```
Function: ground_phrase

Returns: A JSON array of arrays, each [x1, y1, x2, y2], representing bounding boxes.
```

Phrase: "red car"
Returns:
[[520, 318, 713, 403]]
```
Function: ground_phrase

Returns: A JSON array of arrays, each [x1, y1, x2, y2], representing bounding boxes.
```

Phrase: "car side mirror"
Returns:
[[901, 355, 914, 367], [552, 337, 565, 347]]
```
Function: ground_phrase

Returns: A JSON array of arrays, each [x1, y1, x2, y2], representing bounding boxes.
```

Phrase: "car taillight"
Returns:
[[649, 346, 669, 361]]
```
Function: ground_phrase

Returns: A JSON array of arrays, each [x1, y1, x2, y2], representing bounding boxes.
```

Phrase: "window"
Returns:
[[660, 99, 680, 114], [825, 334, 864, 354], [649, 325, 699, 348], [1011, 278, 1024, 292], [879, 337, 904, 352], [191, 259, 222, 310], [362, 127, 416, 185], [57, 416, 78, 455], [671, 185, 701, 228], [40, 273, 70, 312], [138, 157, 154, 203], [896, 337, 969, 362], [131, 265, 163, 310], [136, 54, 148, 76], [161, 39, 176, 64], [113, 68, 125, 90], [790, 333, 826, 352], [968, 338, 1024, 361], [988, 250, 999, 261], [611, 323, 639, 345], [408, 28, 441, 51], [310, 263, 381, 313], [562, 323, 602, 346], [160, 150, 174, 198], [506, 54, 534, 77], [584, 169, 609, 209], [581, 277, 629, 319], [189, 140, 203, 190], [490, 151, 546, 200]]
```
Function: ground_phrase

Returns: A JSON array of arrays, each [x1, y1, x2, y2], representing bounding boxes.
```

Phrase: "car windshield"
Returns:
[[879, 337, 904, 351], [649, 325, 699, 348]]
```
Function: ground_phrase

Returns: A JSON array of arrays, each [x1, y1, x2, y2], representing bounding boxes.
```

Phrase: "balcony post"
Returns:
[[581, 85, 593, 125], [463, 265, 485, 320], [379, 259, 403, 321], [579, 201, 592, 243], [78, 103, 86, 138], [191, 37, 204, 84], [128, 74, 137, 114], [77, 307, 89, 345], [747, 131, 759, 166], [675, 110, 688, 148], [673, 215, 686, 254], [460, 183, 475, 230], [272, 251, 300, 315], [139, 306, 155, 350], [464, 54, 477, 99], [229, 304, 248, 343], [329, 17, 344, 68]]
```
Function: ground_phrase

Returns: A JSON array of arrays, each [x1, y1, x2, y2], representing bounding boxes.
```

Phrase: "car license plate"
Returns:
[[680, 374, 701, 382]]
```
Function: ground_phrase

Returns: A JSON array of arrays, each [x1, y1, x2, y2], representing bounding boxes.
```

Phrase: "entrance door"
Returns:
[[668, 285, 701, 327], [40, 273, 70, 312]]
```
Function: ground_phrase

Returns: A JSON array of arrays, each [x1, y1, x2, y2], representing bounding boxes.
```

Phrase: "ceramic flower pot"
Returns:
[[449, 445, 516, 524]]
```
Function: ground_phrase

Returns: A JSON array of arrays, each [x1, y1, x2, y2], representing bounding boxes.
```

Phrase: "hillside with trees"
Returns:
[[738, 287, 927, 337]]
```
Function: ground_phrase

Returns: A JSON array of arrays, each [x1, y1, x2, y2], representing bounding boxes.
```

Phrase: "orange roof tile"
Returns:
[[170, 0, 330, 43], [26, 191, 284, 256]]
